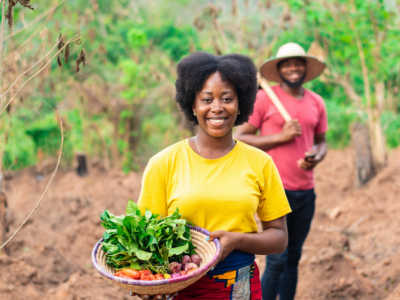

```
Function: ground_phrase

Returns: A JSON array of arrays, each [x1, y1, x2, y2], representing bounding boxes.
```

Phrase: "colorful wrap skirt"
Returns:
[[174, 262, 262, 300]]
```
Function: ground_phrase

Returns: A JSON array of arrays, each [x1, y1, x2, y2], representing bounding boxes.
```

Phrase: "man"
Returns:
[[235, 42, 328, 300]]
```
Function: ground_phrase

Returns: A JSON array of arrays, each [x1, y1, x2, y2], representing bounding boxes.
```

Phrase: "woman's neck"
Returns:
[[194, 129, 236, 159]]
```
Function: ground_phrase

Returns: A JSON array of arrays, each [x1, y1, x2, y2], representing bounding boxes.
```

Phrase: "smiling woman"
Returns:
[[135, 52, 292, 300]]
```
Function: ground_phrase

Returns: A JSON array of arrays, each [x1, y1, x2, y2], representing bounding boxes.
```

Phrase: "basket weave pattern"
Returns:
[[92, 225, 221, 295]]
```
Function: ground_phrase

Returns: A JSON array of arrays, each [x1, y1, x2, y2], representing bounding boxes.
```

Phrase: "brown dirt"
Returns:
[[1, 147, 399, 300]]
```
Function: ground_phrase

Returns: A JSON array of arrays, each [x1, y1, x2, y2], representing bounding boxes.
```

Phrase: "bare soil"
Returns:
[[1, 147, 399, 300]]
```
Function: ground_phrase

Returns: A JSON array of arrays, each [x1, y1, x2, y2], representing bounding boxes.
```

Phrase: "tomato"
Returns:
[[114, 270, 124, 276], [139, 270, 152, 279], [180, 271, 187, 276], [154, 274, 164, 280], [140, 275, 151, 281], [149, 274, 155, 280], [122, 268, 141, 279]]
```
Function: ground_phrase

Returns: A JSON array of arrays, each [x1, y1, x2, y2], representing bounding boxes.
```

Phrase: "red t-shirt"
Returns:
[[248, 85, 328, 191]]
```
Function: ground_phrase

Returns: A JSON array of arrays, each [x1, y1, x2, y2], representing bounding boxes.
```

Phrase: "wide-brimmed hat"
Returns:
[[260, 42, 326, 83]]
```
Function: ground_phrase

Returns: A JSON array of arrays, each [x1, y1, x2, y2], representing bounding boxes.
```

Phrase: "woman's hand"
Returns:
[[129, 292, 178, 299], [209, 230, 241, 262]]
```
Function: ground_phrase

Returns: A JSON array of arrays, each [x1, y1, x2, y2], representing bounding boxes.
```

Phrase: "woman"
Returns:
[[133, 52, 291, 300]]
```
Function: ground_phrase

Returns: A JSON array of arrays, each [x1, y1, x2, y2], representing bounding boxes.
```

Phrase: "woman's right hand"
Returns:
[[129, 292, 178, 299]]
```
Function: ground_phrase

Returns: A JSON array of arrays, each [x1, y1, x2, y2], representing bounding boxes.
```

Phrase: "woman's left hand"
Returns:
[[209, 230, 241, 262]]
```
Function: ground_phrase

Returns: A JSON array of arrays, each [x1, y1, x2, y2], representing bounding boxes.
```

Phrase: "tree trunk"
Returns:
[[0, 190, 9, 255], [368, 81, 387, 172], [350, 123, 376, 187]]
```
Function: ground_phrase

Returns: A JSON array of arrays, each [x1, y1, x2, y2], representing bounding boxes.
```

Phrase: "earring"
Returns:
[[238, 111, 241, 115], [193, 112, 197, 116]]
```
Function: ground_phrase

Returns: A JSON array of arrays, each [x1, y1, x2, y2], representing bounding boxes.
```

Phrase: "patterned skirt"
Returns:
[[174, 262, 262, 300]]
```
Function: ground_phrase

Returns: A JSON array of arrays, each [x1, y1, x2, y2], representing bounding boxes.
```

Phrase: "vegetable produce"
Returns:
[[185, 263, 199, 273], [190, 254, 202, 266], [122, 268, 140, 279], [181, 255, 191, 265], [169, 262, 182, 274], [100, 200, 196, 275]]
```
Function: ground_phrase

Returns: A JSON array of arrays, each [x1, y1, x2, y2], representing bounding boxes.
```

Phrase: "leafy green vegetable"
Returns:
[[100, 199, 195, 273]]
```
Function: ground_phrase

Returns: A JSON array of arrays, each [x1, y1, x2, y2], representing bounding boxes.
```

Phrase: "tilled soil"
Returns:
[[0, 148, 399, 300]]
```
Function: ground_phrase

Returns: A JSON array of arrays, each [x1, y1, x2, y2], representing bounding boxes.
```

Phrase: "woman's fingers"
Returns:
[[128, 292, 178, 299], [209, 230, 224, 241]]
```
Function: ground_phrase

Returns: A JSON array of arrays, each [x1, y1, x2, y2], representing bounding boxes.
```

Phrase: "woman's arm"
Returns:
[[209, 216, 288, 261]]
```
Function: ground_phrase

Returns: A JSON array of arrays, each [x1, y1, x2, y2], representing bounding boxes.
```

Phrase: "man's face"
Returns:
[[278, 57, 306, 87]]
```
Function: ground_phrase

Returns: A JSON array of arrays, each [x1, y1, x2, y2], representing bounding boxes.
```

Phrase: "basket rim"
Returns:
[[91, 225, 221, 287]]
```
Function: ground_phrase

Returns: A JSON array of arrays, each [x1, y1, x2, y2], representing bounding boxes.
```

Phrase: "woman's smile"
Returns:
[[207, 117, 229, 126]]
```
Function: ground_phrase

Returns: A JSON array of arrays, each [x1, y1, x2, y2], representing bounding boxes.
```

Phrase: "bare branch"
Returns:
[[0, 0, 5, 110], [0, 31, 68, 99], [0, 34, 82, 116], [0, 108, 64, 251], [3, 0, 65, 41]]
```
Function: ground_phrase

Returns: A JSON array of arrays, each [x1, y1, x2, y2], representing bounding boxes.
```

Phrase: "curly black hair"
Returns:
[[175, 52, 258, 126]]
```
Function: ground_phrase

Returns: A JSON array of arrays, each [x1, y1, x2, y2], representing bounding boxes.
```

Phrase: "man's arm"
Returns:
[[297, 132, 327, 170], [235, 120, 302, 151]]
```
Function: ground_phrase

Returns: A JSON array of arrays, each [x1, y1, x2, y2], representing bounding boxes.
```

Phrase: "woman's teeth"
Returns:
[[208, 118, 226, 124]]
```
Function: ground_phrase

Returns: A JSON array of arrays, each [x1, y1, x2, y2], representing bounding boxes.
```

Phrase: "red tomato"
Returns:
[[180, 271, 187, 276], [154, 274, 164, 280], [114, 270, 124, 276], [139, 270, 152, 279]]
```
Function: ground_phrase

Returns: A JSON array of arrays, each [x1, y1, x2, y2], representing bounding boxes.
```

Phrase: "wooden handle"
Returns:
[[257, 73, 292, 122]]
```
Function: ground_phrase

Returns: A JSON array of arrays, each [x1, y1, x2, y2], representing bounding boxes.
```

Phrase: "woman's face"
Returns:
[[193, 71, 239, 138]]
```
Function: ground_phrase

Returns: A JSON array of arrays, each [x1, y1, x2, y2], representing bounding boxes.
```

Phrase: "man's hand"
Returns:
[[209, 230, 241, 262], [297, 151, 322, 170], [280, 119, 302, 143]]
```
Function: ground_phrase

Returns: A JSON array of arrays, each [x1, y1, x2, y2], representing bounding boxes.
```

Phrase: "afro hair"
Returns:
[[175, 52, 258, 126]]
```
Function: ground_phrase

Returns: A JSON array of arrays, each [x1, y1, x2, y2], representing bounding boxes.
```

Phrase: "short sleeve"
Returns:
[[248, 90, 268, 129], [257, 159, 291, 222], [315, 98, 328, 134], [137, 158, 168, 217]]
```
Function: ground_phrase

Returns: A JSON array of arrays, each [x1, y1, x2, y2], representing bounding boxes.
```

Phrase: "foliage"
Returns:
[[1, 0, 399, 173], [100, 200, 195, 272]]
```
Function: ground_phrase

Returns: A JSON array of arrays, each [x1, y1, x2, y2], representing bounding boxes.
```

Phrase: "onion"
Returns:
[[190, 254, 202, 266], [171, 273, 181, 278], [181, 255, 191, 265], [169, 262, 182, 274]]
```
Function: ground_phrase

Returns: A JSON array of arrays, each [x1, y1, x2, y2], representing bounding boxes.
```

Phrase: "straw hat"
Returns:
[[260, 43, 326, 83]]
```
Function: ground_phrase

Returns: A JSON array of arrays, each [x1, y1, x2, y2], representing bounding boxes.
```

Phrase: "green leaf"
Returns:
[[170, 208, 181, 220], [168, 243, 189, 257], [145, 209, 152, 220], [130, 261, 142, 270], [126, 200, 140, 215], [124, 216, 139, 231], [101, 242, 119, 254], [136, 249, 153, 261]]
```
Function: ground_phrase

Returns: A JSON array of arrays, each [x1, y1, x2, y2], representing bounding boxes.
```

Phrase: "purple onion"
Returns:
[[181, 255, 191, 265], [169, 262, 182, 274]]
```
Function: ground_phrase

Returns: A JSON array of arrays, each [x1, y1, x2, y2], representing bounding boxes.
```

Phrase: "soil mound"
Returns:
[[1, 148, 399, 299]]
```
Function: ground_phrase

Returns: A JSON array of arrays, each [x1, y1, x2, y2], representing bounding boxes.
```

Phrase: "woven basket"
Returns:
[[92, 225, 221, 295]]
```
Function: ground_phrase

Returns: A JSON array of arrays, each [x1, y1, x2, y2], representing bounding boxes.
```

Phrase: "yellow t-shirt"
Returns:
[[138, 139, 291, 233]]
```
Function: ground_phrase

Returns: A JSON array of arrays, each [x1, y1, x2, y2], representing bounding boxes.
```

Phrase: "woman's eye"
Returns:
[[203, 98, 212, 102], [223, 98, 231, 102]]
